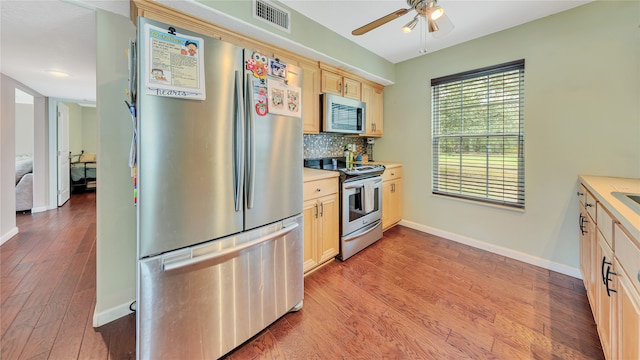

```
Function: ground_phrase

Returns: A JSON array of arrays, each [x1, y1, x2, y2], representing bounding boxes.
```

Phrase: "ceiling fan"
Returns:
[[352, 0, 452, 36]]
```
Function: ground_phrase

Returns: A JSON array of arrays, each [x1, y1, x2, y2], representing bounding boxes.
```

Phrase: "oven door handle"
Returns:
[[342, 221, 381, 242], [343, 178, 382, 190]]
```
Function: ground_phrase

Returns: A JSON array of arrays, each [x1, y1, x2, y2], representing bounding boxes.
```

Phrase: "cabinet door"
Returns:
[[301, 61, 320, 134], [361, 83, 384, 137], [371, 85, 384, 135], [390, 179, 402, 225], [303, 199, 319, 272], [321, 70, 342, 95], [382, 180, 393, 230], [597, 232, 615, 359], [343, 77, 361, 100], [318, 193, 339, 263], [617, 268, 640, 360]]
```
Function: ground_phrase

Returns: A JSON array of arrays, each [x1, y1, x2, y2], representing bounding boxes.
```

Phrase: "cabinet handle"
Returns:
[[579, 214, 587, 235], [314, 204, 318, 219], [345, 83, 348, 94], [602, 256, 612, 285], [339, 82, 342, 93], [316, 188, 321, 192], [585, 203, 593, 208], [577, 191, 584, 197], [391, 172, 395, 176], [605, 265, 617, 297], [320, 202, 324, 217]]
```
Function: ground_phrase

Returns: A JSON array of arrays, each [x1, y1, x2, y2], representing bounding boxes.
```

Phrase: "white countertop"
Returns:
[[580, 175, 640, 241]]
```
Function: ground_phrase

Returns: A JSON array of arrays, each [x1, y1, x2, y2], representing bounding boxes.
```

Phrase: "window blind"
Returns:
[[431, 59, 525, 208]]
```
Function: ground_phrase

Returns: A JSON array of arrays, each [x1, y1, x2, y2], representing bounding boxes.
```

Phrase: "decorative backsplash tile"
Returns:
[[303, 133, 367, 159]]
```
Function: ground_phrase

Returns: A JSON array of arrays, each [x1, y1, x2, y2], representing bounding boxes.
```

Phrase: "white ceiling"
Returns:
[[280, 0, 592, 64], [1, 0, 591, 101]]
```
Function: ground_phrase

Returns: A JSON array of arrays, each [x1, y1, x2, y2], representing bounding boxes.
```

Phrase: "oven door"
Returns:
[[342, 176, 382, 236]]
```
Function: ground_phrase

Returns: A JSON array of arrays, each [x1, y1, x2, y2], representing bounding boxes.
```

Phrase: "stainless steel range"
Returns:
[[304, 158, 385, 260]]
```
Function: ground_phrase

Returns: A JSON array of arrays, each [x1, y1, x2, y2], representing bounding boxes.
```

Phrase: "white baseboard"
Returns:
[[397, 220, 582, 279], [93, 300, 134, 327], [31, 206, 48, 213], [0, 227, 19, 246]]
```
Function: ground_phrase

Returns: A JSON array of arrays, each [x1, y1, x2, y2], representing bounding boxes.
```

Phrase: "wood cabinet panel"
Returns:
[[303, 199, 320, 272], [317, 193, 339, 264], [597, 232, 615, 359], [320, 69, 361, 100], [617, 267, 640, 360], [382, 165, 402, 231], [321, 70, 343, 96], [303, 177, 339, 273], [343, 77, 361, 100], [361, 83, 383, 137], [300, 60, 320, 134]]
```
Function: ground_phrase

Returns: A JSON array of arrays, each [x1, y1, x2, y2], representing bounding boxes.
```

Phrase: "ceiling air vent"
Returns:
[[253, 0, 291, 33]]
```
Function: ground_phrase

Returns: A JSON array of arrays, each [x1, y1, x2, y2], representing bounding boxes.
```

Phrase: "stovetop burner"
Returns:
[[304, 157, 385, 180]]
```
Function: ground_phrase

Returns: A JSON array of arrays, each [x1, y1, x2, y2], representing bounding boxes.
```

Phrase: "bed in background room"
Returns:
[[70, 151, 97, 192], [15, 155, 33, 212]]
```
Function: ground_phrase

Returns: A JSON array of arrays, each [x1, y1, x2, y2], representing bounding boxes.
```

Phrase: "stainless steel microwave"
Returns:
[[321, 93, 366, 134]]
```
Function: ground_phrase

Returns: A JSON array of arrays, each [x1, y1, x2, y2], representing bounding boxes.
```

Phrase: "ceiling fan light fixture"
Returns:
[[402, 15, 419, 33], [428, 18, 439, 33], [430, 6, 444, 21]]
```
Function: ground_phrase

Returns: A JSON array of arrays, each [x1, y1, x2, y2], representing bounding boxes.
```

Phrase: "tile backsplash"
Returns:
[[303, 133, 366, 159]]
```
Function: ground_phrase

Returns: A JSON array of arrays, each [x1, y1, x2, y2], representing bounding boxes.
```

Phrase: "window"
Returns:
[[431, 59, 525, 208]]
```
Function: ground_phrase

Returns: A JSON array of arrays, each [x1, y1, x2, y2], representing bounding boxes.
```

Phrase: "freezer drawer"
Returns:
[[137, 215, 303, 360]]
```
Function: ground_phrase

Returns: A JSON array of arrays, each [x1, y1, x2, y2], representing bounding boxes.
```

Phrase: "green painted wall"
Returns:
[[377, 1, 640, 271], [95, 9, 137, 325]]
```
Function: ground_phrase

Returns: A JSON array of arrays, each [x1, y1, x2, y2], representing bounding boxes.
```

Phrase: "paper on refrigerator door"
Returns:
[[144, 23, 206, 100]]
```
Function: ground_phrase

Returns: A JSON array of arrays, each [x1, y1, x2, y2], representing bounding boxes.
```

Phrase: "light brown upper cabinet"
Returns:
[[321, 69, 361, 100], [361, 83, 384, 137]]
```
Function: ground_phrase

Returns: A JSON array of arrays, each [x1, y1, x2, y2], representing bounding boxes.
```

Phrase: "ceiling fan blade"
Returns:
[[351, 8, 410, 36]]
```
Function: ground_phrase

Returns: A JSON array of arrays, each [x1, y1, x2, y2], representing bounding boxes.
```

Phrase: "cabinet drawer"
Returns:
[[585, 191, 597, 221], [304, 178, 338, 200], [597, 204, 614, 248], [578, 184, 587, 206], [382, 166, 402, 182], [615, 223, 640, 294]]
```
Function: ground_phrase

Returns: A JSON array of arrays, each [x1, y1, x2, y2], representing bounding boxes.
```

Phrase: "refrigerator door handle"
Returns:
[[234, 71, 245, 212], [245, 74, 256, 209], [162, 222, 300, 272]]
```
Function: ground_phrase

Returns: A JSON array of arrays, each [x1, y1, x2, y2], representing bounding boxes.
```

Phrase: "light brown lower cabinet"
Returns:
[[303, 177, 339, 273], [579, 179, 640, 360], [382, 165, 402, 231]]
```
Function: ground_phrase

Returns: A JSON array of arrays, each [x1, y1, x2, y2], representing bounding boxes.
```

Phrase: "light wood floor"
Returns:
[[1, 192, 602, 359]]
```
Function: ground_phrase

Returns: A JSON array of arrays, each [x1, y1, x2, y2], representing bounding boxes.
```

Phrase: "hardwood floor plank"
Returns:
[[0, 303, 46, 360], [76, 299, 109, 360], [48, 288, 95, 360], [1, 292, 31, 338]]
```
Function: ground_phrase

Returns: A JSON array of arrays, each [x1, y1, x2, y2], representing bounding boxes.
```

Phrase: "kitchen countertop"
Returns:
[[303, 161, 403, 182], [304, 168, 339, 182], [580, 175, 640, 241]]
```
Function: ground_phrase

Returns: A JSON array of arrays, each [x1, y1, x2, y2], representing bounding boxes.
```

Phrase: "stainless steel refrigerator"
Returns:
[[135, 18, 304, 360]]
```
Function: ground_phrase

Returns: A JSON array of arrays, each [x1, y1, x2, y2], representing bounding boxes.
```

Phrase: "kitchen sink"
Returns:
[[611, 192, 640, 215]]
